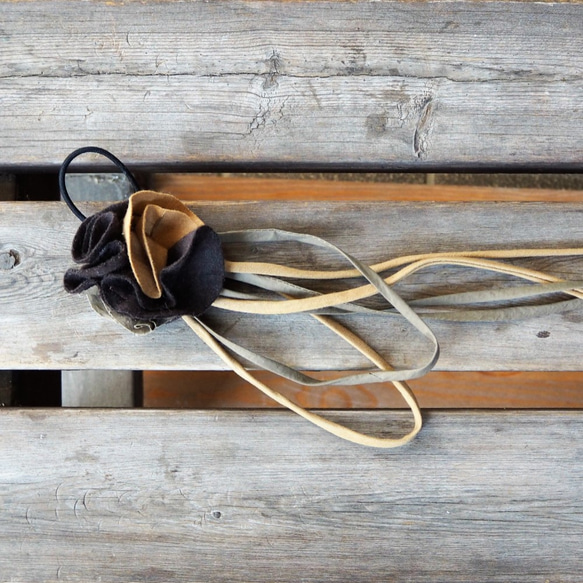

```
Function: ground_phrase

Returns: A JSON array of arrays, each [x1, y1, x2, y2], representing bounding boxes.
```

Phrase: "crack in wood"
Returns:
[[413, 98, 435, 160], [2, 71, 579, 84]]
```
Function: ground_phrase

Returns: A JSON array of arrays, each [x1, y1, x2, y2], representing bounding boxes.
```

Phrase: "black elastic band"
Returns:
[[59, 146, 140, 221]]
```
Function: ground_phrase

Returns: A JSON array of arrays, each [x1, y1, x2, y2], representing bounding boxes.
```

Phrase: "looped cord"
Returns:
[[183, 315, 423, 448], [183, 228, 441, 448], [59, 146, 140, 221], [60, 147, 583, 448]]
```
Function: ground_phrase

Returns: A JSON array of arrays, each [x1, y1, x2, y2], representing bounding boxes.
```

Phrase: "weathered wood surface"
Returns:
[[144, 370, 583, 409], [2, 197, 583, 370], [0, 408, 582, 582], [1, 0, 582, 171]]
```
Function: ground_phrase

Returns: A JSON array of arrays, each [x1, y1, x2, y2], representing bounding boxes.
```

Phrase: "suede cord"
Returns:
[[206, 229, 583, 447], [205, 227, 439, 447], [61, 148, 583, 448]]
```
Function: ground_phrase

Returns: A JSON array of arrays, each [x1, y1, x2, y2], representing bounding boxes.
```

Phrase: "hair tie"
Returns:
[[59, 146, 140, 221]]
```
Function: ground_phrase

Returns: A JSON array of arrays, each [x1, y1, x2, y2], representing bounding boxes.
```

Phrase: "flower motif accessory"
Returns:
[[61, 148, 583, 448], [64, 189, 224, 327]]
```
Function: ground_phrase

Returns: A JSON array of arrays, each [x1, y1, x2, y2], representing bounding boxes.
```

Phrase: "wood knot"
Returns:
[[0, 249, 19, 270]]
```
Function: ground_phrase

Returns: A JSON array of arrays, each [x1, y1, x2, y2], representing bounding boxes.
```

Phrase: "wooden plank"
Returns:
[[0, 408, 582, 582], [152, 174, 583, 202], [146, 177, 583, 408], [143, 370, 583, 409], [1, 1, 582, 171], [2, 198, 583, 371], [62, 370, 136, 408]]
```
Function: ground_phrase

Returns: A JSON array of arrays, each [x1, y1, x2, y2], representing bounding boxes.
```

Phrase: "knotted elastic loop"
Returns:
[[59, 146, 140, 221]]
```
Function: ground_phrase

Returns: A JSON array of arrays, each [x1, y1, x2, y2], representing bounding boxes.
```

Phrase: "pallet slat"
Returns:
[[0, 408, 581, 582], [151, 175, 583, 202], [2, 197, 583, 371], [0, 0, 582, 170]]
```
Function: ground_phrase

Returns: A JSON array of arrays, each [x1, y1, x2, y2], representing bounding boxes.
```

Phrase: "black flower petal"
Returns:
[[64, 239, 128, 294], [100, 226, 224, 321], [71, 200, 128, 264]]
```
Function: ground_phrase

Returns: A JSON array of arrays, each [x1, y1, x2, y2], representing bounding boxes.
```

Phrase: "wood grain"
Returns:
[[2, 198, 583, 371], [152, 175, 583, 202], [0, 408, 582, 582], [144, 370, 583, 409], [0, 1, 582, 171]]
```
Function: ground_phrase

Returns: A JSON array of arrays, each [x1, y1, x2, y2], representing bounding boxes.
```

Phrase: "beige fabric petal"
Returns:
[[123, 191, 205, 298]]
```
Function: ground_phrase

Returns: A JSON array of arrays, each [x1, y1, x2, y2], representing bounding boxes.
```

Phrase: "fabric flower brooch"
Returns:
[[62, 148, 583, 448], [64, 190, 225, 331]]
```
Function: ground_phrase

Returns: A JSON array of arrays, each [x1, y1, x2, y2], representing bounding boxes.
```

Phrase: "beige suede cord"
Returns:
[[224, 247, 583, 281], [218, 254, 583, 314], [183, 315, 423, 448]]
